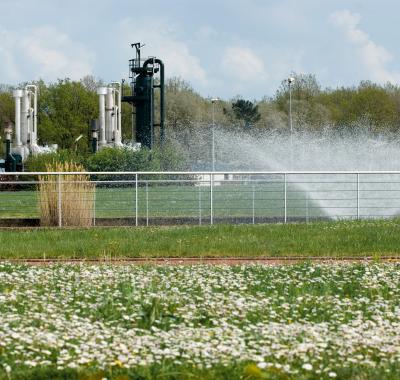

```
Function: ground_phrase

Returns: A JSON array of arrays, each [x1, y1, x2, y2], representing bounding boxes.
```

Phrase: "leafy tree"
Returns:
[[275, 73, 321, 107], [0, 90, 13, 125], [164, 77, 209, 147], [37, 79, 97, 151], [317, 81, 398, 132], [256, 100, 287, 130], [274, 73, 330, 131], [228, 99, 261, 130], [0, 90, 14, 155]]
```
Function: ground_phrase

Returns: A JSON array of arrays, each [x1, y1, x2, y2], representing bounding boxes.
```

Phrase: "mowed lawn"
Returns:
[[0, 183, 326, 219], [0, 220, 400, 259]]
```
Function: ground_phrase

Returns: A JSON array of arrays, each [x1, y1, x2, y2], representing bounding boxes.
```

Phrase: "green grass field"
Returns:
[[0, 219, 399, 259], [0, 184, 328, 219]]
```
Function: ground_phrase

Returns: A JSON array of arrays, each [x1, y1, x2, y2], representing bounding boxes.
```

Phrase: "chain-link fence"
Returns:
[[1, 171, 400, 227]]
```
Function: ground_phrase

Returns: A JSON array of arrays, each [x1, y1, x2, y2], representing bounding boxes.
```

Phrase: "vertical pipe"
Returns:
[[105, 87, 114, 144], [357, 173, 360, 220], [109, 82, 122, 146], [21, 89, 29, 146], [151, 76, 155, 149], [57, 175, 62, 227], [135, 173, 138, 227], [143, 59, 164, 145], [158, 61, 165, 144], [146, 181, 149, 227], [91, 119, 98, 153], [210, 173, 213, 225], [97, 87, 107, 147], [284, 173, 287, 223], [118, 87, 122, 144], [13, 90, 22, 146], [33, 87, 37, 145], [26, 85, 38, 146]]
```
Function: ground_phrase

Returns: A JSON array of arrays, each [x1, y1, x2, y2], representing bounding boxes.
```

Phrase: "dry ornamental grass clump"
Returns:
[[38, 162, 95, 227]]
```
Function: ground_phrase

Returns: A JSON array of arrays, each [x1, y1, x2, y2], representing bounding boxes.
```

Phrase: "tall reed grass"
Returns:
[[38, 162, 95, 227]]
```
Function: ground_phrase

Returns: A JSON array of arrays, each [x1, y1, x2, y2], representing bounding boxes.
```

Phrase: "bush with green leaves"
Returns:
[[152, 143, 189, 171], [86, 144, 188, 172], [24, 150, 85, 172], [85, 147, 159, 173], [24, 144, 188, 175]]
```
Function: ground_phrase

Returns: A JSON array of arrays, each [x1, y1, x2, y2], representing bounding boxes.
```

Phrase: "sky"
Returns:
[[0, 0, 399, 100]]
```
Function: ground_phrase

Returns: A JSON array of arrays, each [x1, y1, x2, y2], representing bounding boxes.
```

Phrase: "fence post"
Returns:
[[357, 173, 360, 220], [199, 185, 202, 225], [57, 174, 62, 227], [252, 183, 255, 224], [284, 173, 287, 223], [306, 194, 309, 224], [135, 173, 138, 227], [146, 181, 149, 227], [210, 173, 213, 225]]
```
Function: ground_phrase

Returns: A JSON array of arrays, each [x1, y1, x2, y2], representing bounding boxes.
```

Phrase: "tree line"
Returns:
[[1, 73, 400, 156]]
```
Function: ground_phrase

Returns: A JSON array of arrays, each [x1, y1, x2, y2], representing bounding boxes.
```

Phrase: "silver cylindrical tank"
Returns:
[[109, 82, 122, 146], [26, 85, 38, 147], [97, 87, 108, 147], [105, 87, 115, 144], [13, 89, 23, 147], [21, 89, 30, 145]]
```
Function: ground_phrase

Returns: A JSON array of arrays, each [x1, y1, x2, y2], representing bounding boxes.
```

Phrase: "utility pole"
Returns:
[[211, 98, 219, 171]]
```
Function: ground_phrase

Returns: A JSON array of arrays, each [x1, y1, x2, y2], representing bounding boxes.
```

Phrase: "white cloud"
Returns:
[[330, 9, 400, 83], [118, 18, 207, 85], [221, 47, 268, 82], [0, 26, 94, 83]]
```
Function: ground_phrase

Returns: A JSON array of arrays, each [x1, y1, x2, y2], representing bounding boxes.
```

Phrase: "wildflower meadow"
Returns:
[[0, 262, 399, 379]]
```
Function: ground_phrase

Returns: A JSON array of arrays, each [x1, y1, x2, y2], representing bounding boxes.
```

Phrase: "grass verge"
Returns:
[[0, 219, 399, 259]]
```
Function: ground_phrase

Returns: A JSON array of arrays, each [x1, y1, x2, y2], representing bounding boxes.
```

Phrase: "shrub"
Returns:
[[85, 147, 160, 173], [25, 150, 84, 172], [152, 142, 189, 171]]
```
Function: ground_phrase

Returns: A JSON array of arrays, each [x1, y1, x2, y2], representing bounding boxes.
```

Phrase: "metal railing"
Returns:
[[1, 171, 400, 227]]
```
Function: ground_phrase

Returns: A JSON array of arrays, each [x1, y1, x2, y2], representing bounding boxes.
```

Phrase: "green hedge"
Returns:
[[24, 143, 188, 174]]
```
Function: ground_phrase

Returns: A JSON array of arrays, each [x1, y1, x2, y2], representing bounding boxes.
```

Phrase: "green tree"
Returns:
[[274, 73, 330, 131], [229, 99, 261, 130], [37, 79, 98, 151], [0, 89, 14, 125], [319, 81, 398, 132]]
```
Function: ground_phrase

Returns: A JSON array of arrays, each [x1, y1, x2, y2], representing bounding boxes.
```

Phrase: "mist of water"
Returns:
[[213, 129, 400, 171], [176, 127, 400, 219]]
